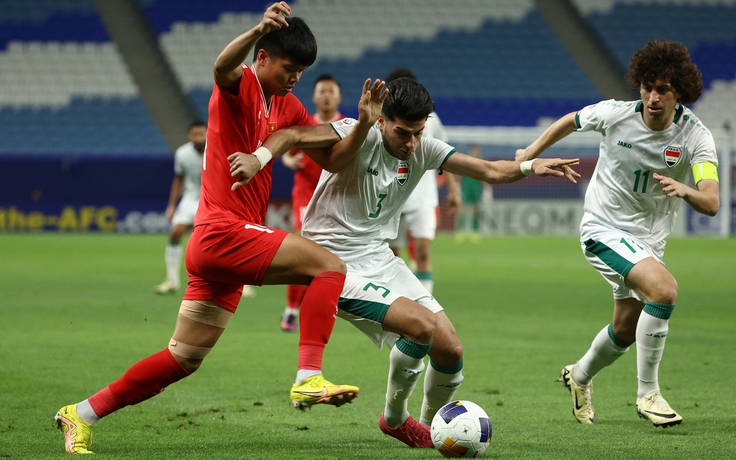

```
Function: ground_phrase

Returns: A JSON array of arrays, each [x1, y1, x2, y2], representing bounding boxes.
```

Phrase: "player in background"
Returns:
[[154, 121, 257, 298], [279, 73, 345, 331], [454, 144, 490, 243], [54, 4, 367, 454], [231, 77, 579, 448], [155, 120, 207, 295], [516, 40, 719, 428], [384, 68, 460, 294]]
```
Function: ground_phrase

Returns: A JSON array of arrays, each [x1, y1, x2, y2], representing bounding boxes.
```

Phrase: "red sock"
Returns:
[[286, 284, 308, 309], [88, 349, 190, 418], [407, 233, 416, 263], [297, 271, 345, 370]]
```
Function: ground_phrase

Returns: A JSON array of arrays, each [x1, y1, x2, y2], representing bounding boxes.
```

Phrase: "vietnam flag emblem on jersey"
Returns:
[[268, 122, 277, 134], [664, 146, 682, 168], [397, 161, 409, 185]]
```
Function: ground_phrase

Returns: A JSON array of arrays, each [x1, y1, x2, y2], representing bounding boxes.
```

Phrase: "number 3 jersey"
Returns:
[[575, 100, 718, 244], [301, 118, 455, 262]]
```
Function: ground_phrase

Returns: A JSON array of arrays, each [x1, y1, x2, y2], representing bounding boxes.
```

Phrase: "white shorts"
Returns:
[[172, 196, 199, 226], [581, 221, 664, 301], [386, 207, 437, 247], [338, 249, 443, 349]]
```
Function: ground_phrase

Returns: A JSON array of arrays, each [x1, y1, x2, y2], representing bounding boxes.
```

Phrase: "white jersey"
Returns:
[[301, 118, 455, 262], [174, 141, 203, 202], [576, 100, 718, 244], [401, 112, 448, 212]]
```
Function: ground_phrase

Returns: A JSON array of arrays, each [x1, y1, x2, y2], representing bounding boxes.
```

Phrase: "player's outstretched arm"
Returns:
[[214, 2, 291, 91], [443, 152, 580, 185], [515, 111, 577, 161]]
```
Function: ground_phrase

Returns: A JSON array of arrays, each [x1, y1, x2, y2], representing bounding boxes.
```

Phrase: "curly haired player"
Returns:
[[516, 40, 719, 428]]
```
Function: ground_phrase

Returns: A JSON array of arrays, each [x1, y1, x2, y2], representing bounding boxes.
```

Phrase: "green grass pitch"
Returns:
[[1, 233, 734, 459]]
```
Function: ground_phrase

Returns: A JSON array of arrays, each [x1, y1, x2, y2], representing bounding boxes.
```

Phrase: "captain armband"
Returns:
[[692, 162, 719, 184]]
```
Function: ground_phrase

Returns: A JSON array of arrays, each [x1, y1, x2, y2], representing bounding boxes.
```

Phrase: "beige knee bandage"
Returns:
[[168, 339, 212, 360], [179, 299, 233, 328]]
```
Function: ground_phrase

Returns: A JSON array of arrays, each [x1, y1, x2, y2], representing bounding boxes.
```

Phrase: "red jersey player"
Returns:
[[54, 3, 363, 454], [280, 73, 345, 332]]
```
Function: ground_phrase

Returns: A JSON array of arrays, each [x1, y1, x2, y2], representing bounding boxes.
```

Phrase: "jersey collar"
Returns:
[[634, 101, 684, 126], [250, 64, 271, 118]]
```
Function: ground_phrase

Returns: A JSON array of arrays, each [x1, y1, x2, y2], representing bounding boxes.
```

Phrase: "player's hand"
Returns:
[[357, 78, 388, 127], [258, 2, 290, 34], [515, 148, 529, 161], [653, 173, 688, 198], [282, 151, 304, 170], [228, 152, 262, 191], [532, 158, 581, 183]]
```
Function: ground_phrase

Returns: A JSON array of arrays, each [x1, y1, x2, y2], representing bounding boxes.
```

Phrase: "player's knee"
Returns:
[[648, 279, 678, 305], [168, 338, 213, 373], [322, 256, 346, 275], [412, 312, 438, 344], [439, 342, 463, 365]]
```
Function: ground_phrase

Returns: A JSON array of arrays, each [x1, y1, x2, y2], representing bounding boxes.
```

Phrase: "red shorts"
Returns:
[[184, 221, 288, 312]]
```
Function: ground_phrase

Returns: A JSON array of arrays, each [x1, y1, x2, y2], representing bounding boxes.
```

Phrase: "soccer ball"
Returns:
[[430, 400, 492, 458]]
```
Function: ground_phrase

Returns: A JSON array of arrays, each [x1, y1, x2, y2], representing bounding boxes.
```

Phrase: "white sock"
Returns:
[[384, 345, 425, 427], [295, 370, 320, 384], [75, 400, 99, 425], [165, 244, 182, 286], [283, 307, 299, 318], [420, 362, 464, 425], [636, 304, 672, 399], [415, 272, 434, 295], [574, 323, 630, 385]]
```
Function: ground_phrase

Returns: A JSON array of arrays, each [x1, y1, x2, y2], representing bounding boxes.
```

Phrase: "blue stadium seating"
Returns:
[[0, 0, 734, 155], [0, 1, 168, 154], [584, 3, 736, 91]]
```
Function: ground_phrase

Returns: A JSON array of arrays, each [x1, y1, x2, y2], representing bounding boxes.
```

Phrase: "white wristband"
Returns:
[[253, 147, 273, 170], [520, 159, 537, 176]]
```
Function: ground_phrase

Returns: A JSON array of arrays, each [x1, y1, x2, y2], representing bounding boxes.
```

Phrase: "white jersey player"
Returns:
[[155, 121, 206, 294], [383, 68, 460, 293], [245, 77, 579, 448], [516, 40, 720, 429]]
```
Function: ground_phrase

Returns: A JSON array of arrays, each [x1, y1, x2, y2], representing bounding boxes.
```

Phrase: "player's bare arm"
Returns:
[[214, 2, 291, 91], [443, 153, 580, 184], [514, 111, 579, 183], [311, 78, 388, 173], [653, 173, 719, 216], [515, 112, 578, 161]]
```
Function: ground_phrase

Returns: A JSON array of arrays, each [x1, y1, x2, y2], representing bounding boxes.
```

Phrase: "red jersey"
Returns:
[[197, 64, 311, 226], [291, 112, 345, 208]]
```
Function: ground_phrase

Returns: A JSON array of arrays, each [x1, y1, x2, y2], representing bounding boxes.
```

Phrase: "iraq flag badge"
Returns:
[[664, 146, 682, 168], [397, 161, 409, 185]]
